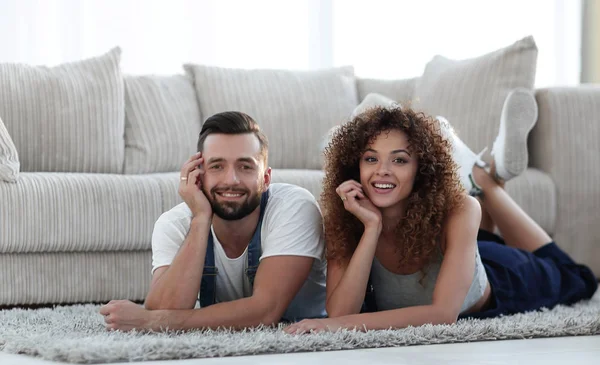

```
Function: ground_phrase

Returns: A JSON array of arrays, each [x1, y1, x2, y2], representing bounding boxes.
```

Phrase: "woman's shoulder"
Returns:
[[440, 195, 481, 252], [448, 195, 481, 222]]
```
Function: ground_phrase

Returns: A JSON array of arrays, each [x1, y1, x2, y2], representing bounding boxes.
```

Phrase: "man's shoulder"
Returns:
[[267, 183, 318, 207]]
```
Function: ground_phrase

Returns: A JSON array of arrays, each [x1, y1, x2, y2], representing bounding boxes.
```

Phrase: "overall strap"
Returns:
[[245, 190, 269, 285], [199, 229, 217, 308], [199, 190, 270, 308]]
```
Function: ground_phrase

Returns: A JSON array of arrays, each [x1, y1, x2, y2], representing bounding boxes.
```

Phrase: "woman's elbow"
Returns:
[[436, 308, 459, 325]]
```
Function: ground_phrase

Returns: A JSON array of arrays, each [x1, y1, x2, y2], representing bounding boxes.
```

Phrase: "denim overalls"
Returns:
[[198, 190, 269, 308]]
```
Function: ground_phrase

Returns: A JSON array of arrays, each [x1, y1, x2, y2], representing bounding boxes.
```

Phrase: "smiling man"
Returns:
[[100, 111, 327, 331]]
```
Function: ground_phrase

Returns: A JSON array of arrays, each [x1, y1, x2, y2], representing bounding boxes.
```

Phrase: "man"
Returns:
[[100, 112, 327, 331]]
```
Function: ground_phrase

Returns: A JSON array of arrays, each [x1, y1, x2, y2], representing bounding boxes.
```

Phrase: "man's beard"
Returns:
[[204, 185, 263, 221]]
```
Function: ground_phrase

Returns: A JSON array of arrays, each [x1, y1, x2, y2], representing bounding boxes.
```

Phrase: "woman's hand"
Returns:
[[336, 180, 382, 231]]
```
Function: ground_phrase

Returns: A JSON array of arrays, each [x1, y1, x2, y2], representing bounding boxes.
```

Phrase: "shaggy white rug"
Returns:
[[1, 292, 599, 364]]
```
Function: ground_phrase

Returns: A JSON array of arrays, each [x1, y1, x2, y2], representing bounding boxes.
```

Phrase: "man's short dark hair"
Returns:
[[197, 111, 269, 165]]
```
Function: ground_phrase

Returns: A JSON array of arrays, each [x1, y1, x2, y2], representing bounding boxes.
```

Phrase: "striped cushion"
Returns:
[[0, 116, 19, 182], [0, 48, 124, 173], [0, 172, 167, 253], [184, 64, 359, 169], [124, 75, 202, 174], [413, 36, 538, 156]]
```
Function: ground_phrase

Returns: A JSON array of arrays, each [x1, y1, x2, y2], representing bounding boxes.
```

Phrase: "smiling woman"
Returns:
[[324, 108, 463, 269], [283, 105, 597, 334]]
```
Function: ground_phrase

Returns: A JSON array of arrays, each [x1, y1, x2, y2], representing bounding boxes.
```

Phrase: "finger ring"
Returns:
[[180, 177, 188, 181]]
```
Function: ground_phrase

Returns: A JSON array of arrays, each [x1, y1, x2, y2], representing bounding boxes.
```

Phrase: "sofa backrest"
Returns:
[[123, 74, 201, 174], [0, 37, 541, 176]]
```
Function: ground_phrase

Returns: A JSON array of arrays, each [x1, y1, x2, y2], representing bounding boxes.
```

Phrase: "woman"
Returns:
[[284, 106, 597, 333]]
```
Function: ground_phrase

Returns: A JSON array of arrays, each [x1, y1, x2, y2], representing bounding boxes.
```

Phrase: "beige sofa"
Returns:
[[1, 37, 598, 306]]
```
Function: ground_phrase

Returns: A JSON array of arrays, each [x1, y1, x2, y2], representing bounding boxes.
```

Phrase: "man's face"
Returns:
[[200, 133, 270, 221]]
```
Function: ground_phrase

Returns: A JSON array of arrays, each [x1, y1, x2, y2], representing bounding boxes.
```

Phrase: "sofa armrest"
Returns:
[[531, 87, 600, 276]]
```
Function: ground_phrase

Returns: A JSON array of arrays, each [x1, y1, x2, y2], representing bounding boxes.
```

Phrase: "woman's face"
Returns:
[[359, 129, 418, 209]]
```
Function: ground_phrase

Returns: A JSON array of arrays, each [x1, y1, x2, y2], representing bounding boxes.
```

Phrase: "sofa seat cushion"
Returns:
[[0, 170, 328, 254], [0, 251, 152, 305], [0, 173, 168, 253], [0, 116, 19, 182]]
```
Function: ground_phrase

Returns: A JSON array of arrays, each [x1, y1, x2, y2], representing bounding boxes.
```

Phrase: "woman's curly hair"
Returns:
[[322, 106, 466, 269]]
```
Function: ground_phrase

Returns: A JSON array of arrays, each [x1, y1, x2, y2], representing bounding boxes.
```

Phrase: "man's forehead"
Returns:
[[203, 133, 262, 160]]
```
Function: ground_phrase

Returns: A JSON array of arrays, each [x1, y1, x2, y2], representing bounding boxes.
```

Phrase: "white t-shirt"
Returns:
[[151, 183, 327, 321]]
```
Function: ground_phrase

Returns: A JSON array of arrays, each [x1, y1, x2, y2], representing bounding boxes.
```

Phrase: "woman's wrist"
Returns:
[[363, 222, 382, 237]]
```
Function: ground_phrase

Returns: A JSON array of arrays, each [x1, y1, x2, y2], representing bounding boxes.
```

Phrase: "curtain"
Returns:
[[0, 0, 582, 86]]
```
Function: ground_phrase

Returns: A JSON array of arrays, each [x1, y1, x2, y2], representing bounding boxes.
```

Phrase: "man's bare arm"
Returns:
[[144, 216, 211, 310], [147, 255, 314, 330]]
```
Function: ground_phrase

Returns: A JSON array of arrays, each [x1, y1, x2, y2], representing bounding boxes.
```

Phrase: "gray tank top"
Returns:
[[370, 246, 488, 314]]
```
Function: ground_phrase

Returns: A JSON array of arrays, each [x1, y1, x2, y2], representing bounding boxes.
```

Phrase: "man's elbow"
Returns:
[[260, 313, 282, 326], [260, 305, 286, 326], [253, 298, 286, 326], [144, 300, 163, 311]]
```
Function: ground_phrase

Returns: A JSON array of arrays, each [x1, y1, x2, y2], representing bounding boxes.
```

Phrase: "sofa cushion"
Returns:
[[0, 173, 165, 253], [0, 48, 125, 173], [270, 169, 325, 202], [351, 93, 399, 119], [184, 64, 358, 170], [146, 172, 184, 213], [0, 251, 152, 305], [124, 75, 202, 174], [357, 77, 418, 106], [413, 36, 538, 157], [0, 116, 19, 182]]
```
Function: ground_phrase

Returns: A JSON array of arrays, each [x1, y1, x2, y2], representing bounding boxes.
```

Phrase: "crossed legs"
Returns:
[[472, 163, 552, 253]]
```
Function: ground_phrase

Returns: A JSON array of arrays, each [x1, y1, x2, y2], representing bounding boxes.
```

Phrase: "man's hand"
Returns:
[[99, 300, 156, 332], [179, 152, 212, 218]]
